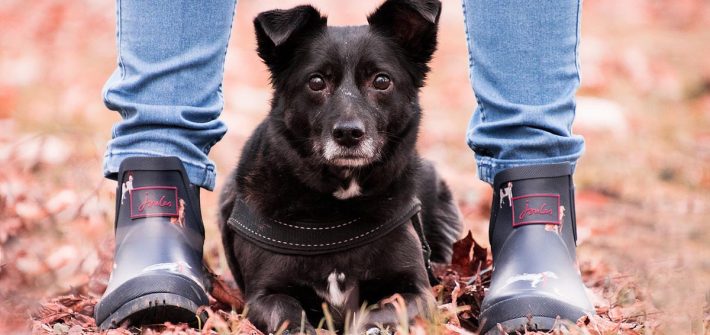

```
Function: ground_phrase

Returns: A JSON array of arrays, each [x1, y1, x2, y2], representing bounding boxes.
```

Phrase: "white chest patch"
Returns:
[[324, 271, 348, 307], [333, 179, 361, 200]]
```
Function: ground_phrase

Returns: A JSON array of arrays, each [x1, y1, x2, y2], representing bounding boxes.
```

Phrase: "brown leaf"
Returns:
[[450, 231, 489, 277], [33, 295, 97, 330], [470, 237, 488, 275], [577, 314, 642, 335], [450, 231, 474, 276], [205, 268, 245, 311]]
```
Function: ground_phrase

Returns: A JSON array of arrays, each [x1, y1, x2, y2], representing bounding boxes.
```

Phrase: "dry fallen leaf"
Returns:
[[450, 231, 489, 277], [206, 269, 245, 311]]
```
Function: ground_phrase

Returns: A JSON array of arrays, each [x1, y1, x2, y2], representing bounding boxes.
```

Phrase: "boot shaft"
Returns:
[[95, 156, 210, 329], [107, 157, 207, 293], [479, 163, 593, 334], [489, 163, 578, 261], [115, 157, 204, 238]]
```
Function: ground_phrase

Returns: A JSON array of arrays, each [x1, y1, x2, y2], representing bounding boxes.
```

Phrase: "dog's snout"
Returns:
[[332, 119, 365, 147]]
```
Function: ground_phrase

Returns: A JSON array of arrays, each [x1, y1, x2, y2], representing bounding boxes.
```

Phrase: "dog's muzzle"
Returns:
[[322, 137, 377, 167]]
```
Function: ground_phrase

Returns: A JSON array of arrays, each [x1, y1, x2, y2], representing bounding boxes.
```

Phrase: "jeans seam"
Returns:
[[481, 155, 579, 165], [463, 0, 485, 160], [199, 0, 237, 155], [461, 0, 486, 124], [106, 150, 210, 171], [476, 96, 487, 123], [574, 0, 582, 88], [104, 150, 217, 189], [104, 0, 127, 119], [475, 155, 580, 185], [203, 138, 219, 154], [117, 0, 124, 80]]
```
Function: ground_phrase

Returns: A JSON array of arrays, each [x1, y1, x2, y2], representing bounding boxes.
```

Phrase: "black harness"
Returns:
[[227, 199, 438, 284]]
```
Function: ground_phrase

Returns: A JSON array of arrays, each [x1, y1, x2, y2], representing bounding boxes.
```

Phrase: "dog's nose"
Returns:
[[332, 119, 365, 147]]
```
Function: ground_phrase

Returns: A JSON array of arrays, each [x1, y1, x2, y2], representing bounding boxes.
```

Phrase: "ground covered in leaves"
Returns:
[[1, 0, 709, 334], [28, 233, 657, 335]]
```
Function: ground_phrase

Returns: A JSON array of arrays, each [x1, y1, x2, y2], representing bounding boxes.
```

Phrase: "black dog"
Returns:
[[219, 0, 461, 333]]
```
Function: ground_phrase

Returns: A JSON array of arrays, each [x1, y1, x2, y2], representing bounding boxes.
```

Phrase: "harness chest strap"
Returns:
[[227, 199, 437, 284]]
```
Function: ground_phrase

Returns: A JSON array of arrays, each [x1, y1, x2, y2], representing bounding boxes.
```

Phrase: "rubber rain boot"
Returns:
[[94, 156, 209, 329], [479, 163, 594, 334]]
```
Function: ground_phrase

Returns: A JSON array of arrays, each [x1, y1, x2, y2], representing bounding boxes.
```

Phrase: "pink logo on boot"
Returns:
[[130, 186, 179, 219], [511, 194, 560, 227]]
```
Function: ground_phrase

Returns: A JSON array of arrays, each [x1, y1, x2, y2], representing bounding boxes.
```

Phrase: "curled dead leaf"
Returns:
[[450, 231, 489, 277], [205, 266, 245, 311]]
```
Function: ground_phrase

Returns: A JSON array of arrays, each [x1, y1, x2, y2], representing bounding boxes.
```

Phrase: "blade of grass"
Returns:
[[322, 303, 336, 333]]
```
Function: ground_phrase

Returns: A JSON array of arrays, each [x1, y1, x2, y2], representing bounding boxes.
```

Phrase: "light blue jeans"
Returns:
[[102, 0, 584, 189], [102, 0, 237, 191], [462, 0, 585, 183]]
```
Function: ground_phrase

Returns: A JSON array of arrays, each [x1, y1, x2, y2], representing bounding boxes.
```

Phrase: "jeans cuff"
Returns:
[[103, 151, 217, 191], [475, 154, 579, 185]]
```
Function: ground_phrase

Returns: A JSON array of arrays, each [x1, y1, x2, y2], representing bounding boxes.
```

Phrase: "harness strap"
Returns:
[[227, 198, 438, 283], [411, 212, 439, 285]]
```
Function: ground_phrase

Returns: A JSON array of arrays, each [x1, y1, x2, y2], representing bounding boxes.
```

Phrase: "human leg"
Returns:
[[102, 0, 236, 191], [462, 0, 585, 184], [96, 0, 237, 328], [461, 1, 593, 333]]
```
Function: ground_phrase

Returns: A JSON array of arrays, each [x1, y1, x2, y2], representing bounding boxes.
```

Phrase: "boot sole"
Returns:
[[98, 292, 206, 330], [479, 295, 589, 334], [95, 273, 209, 329]]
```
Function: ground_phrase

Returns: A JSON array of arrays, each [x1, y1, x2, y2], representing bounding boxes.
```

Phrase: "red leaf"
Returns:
[[450, 231, 489, 277], [451, 231, 474, 276], [205, 266, 245, 311]]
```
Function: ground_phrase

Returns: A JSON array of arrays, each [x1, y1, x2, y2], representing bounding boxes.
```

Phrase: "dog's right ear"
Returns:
[[254, 5, 327, 74]]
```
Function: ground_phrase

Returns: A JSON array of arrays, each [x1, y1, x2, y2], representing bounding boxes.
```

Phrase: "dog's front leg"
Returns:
[[354, 289, 435, 333], [247, 294, 316, 334]]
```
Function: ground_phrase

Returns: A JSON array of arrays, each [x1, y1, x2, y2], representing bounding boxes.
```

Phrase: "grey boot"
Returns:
[[94, 157, 209, 329], [479, 163, 594, 334]]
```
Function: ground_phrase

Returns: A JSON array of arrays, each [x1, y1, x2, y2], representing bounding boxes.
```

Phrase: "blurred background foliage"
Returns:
[[0, 0, 708, 333]]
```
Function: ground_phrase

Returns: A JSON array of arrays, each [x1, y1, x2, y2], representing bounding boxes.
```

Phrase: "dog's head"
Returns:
[[255, 0, 440, 169]]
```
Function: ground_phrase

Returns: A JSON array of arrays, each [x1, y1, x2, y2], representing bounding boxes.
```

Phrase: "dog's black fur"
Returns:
[[218, 0, 461, 333]]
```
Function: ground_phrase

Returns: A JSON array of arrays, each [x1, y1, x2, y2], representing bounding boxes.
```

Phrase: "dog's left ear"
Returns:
[[368, 0, 441, 66], [254, 5, 327, 76]]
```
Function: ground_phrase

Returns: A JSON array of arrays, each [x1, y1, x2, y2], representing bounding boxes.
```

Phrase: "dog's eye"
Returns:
[[308, 75, 327, 91], [373, 74, 391, 90]]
